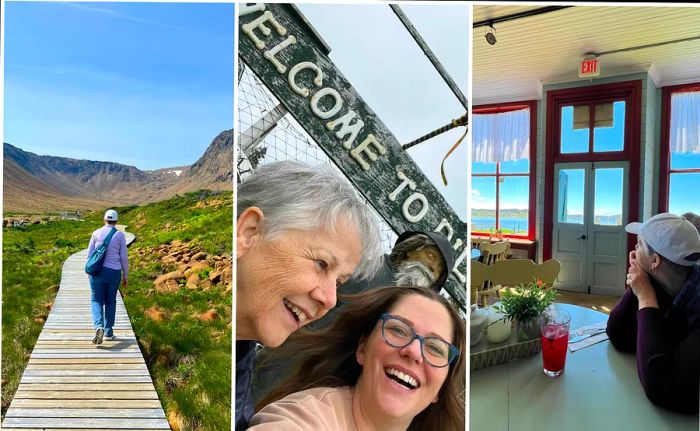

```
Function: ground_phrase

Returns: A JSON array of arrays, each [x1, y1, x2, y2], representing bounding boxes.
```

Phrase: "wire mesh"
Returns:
[[237, 63, 398, 252]]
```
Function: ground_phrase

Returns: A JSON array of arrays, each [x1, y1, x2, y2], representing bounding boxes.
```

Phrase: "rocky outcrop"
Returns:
[[146, 240, 232, 295]]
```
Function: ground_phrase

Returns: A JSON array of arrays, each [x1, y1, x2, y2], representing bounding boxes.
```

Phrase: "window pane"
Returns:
[[557, 169, 585, 224], [561, 105, 589, 154], [499, 176, 529, 235], [670, 152, 700, 170], [594, 168, 623, 225], [593, 101, 625, 152], [471, 176, 496, 232], [669, 172, 700, 215], [500, 158, 529, 174], [472, 161, 497, 174]]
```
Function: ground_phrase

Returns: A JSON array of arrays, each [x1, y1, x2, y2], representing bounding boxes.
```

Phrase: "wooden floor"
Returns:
[[2, 232, 170, 430], [556, 291, 621, 315]]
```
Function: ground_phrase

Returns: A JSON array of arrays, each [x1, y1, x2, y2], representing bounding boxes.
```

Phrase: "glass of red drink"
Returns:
[[540, 307, 571, 378]]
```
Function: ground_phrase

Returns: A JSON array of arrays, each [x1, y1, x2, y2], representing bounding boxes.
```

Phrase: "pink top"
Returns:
[[249, 386, 356, 430]]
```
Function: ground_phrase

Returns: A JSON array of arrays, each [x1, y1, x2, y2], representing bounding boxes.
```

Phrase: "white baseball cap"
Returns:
[[625, 213, 700, 266], [104, 209, 118, 222]]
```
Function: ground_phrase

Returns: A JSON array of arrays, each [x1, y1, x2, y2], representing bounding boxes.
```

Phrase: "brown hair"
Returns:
[[257, 286, 466, 430]]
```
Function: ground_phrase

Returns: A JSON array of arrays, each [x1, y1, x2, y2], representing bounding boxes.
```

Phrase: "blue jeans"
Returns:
[[89, 268, 121, 336]]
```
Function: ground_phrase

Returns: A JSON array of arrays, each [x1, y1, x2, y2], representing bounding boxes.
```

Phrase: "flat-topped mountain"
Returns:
[[3, 129, 233, 213]]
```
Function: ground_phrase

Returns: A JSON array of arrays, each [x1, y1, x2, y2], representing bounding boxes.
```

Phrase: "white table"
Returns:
[[470, 303, 699, 431]]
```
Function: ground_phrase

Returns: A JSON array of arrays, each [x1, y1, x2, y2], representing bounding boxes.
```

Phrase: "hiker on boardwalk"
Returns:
[[87, 209, 129, 344], [235, 161, 383, 430]]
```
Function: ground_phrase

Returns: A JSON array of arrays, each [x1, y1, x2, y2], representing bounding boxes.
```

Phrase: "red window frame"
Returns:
[[471, 100, 537, 241], [659, 82, 700, 212]]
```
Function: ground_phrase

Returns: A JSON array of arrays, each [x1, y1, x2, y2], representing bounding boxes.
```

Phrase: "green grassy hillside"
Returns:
[[2, 190, 232, 430]]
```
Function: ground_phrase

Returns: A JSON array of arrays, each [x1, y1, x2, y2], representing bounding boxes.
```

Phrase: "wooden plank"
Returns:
[[6, 408, 165, 418], [2, 428, 167, 431], [20, 376, 153, 384], [14, 384, 155, 391], [27, 358, 145, 364], [26, 364, 146, 370], [9, 399, 163, 409], [23, 369, 149, 376], [1, 418, 170, 428], [14, 391, 158, 400]]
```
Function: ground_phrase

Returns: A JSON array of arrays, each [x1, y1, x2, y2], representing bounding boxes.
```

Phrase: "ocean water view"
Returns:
[[471, 214, 622, 233], [471, 216, 528, 233]]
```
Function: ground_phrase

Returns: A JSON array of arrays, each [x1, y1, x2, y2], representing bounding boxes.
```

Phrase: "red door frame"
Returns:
[[658, 82, 700, 212], [543, 80, 642, 260], [472, 100, 538, 240]]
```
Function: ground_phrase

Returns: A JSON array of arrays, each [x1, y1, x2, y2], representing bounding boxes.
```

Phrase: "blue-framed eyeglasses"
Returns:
[[378, 313, 460, 368]]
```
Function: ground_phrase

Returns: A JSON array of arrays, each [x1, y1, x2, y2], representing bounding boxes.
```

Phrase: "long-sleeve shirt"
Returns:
[[87, 225, 129, 280], [249, 386, 356, 430], [606, 266, 700, 414]]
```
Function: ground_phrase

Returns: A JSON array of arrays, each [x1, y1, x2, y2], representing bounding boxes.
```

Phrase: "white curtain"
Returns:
[[472, 108, 530, 162], [670, 91, 700, 154]]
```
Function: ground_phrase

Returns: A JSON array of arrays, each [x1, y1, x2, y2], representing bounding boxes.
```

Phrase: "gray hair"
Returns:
[[389, 233, 434, 267], [682, 212, 700, 233], [237, 161, 383, 280]]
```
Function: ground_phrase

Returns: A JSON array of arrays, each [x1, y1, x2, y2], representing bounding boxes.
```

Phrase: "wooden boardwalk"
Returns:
[[2, 231, 171, 430]]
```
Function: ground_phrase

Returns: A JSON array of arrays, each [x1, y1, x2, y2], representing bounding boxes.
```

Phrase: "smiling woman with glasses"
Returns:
[[379, 313, 460, 368], [248, 286, 466, 430]]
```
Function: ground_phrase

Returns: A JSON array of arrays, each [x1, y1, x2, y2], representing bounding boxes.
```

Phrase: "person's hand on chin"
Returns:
[[627, 251, 658, 310]]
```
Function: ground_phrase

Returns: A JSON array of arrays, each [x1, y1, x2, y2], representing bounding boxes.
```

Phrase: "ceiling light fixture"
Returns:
[[485, 23, 497, 45]]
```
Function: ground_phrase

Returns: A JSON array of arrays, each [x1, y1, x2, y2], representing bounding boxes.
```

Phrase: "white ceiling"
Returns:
[[473, 5, 700, 105]]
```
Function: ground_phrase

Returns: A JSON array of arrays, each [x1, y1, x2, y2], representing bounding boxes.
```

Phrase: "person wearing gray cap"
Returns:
[[606, 212, 700, 414], [87, 209, 129, 344]]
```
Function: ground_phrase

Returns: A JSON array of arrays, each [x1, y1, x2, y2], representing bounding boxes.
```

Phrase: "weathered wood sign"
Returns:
[[239, 3, 468, 308]]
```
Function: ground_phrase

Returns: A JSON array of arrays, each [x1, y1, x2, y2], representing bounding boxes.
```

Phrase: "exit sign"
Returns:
[[579, 58, 600, 78]]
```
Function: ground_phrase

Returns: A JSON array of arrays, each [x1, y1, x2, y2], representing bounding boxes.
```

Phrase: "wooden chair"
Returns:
[[471, 260, 500, 307], [480, 241, 510, 265], [471, 237, 490, 251], [489, 258, 562, 298]]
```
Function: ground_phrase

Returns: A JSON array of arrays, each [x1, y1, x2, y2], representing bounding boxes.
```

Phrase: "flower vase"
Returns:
[[516, 316, 542, 341]]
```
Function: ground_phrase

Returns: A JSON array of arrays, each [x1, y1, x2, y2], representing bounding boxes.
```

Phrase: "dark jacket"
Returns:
[[235, 340, 257, 430], [606, 265, 700, 414]]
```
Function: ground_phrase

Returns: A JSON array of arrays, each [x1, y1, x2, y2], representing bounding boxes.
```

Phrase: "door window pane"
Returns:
[[472, 176, 497, 232], [561, 106, 589, 154], [557, 169, 585, 224], [593, 101, 625, 152], [594, 168, 623, 225], [669, 172, 700, 215], [499, 176, 529, 235]]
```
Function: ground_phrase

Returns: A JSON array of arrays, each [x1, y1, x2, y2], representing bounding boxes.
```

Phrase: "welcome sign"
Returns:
[[239, 3, 468, 307]]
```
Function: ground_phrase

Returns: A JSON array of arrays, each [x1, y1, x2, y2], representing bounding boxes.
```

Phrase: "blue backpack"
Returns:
[[85, 227, 117, 275]]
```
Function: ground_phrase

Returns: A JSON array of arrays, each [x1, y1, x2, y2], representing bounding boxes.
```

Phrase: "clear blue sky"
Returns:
[[3, 2, 234, 170], [299, 4, 469, 221]]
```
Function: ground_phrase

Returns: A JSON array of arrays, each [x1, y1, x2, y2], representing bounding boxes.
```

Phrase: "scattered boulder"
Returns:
[[145, 306, 166, 321], [197, 309, 218, 321]]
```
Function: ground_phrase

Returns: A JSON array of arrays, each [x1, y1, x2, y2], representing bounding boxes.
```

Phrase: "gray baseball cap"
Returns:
[[625, 213, 700, 266]]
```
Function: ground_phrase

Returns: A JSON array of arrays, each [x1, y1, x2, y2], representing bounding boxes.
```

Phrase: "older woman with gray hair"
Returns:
[[607, 212, 700, 414], [236, 161, 383, 430]]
